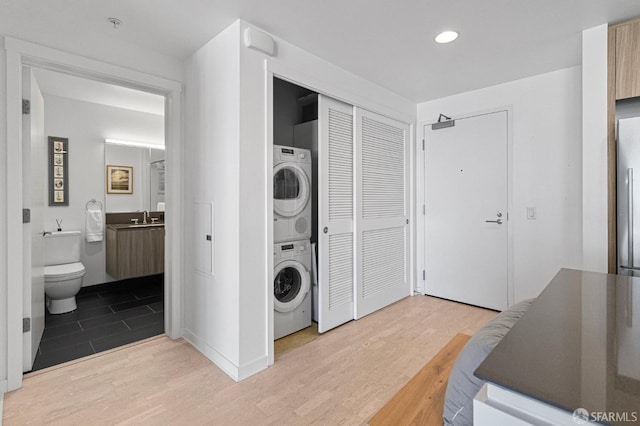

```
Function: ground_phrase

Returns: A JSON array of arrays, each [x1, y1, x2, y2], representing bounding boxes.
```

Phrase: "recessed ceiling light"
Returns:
[[435, 31, 458, 44]]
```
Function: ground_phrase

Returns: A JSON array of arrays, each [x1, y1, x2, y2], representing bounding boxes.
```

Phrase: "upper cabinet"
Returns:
[[615, 20, 640, 100]]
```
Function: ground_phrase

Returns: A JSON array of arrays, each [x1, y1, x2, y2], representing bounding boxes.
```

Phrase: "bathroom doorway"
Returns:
[[23, 67, 168, 372], [5, 39, 182, 390]]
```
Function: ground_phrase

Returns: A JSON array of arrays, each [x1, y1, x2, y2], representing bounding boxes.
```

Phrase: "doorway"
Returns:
[[4, 38, 182, 391], [272, 78, 319, 358], [424, 110, 511, 311], [23, 67, 167, 372]]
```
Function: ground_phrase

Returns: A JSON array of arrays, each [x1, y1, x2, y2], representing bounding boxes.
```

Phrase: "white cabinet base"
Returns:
[[474, 383, 597, 426]]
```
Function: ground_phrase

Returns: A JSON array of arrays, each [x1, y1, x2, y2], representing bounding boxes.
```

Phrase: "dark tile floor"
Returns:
[[31, 274, 165, 372]]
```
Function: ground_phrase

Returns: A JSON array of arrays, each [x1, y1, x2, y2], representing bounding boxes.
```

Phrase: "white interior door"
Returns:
[[317, 95, 354, 333], [22, 67, 46, 371], [355, 108, 410, 318], [425, 111, 508, 311]]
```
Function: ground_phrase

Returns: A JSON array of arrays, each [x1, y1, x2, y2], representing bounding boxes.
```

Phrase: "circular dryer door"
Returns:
[[273, 162, 310, 217], [274, 260, 310, 313]]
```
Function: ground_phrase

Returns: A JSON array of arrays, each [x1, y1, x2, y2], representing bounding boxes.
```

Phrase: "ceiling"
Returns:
[[2, 0, 640, 102], [33, 68, 165, 115]]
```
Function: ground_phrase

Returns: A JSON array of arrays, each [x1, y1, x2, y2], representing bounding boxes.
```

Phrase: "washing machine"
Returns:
[[274, 239, 312, 339], [273, 145, 312, 243]]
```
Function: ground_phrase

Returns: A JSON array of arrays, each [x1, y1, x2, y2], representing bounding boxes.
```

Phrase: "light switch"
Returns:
[[526, 207, 536, 220]]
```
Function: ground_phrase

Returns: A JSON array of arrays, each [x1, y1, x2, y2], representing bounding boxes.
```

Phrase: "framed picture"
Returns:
[[106, 165, 133, 194], [48, 137, 69, 206]]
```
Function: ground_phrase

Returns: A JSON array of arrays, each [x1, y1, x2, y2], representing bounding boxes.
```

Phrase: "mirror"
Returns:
[[150, 158, 165, 211], [104, 143, 165, 212]]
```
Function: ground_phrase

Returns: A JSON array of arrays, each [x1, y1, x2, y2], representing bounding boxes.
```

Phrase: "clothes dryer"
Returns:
[[273, 145, 312, 243], [274, 239, 312, 339]]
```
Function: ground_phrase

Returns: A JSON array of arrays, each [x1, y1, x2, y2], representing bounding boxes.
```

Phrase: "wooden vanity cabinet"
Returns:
[[106, 226, 165, 279], [615, 20, 640, 100]]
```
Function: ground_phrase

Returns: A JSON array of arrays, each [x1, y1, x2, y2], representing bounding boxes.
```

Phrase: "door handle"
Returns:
[[628, 168, 634, 269], [485, 219, 503, 224]]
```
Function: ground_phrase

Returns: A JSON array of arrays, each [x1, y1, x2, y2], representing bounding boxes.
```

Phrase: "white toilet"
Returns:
[[44, 230, 86, 314]]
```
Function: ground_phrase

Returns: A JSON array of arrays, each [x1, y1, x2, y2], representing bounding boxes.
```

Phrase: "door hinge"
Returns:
[[22, 99, 30, 115], [23, 208, 31, 224], [23, 317, 31, 333], [422, 139, 425, 150], [422, 270, 426, 280], [423, 204, 426, 215]]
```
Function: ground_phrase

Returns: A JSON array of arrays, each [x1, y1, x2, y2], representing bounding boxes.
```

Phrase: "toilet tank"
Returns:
[[44, 230, 81, 266]]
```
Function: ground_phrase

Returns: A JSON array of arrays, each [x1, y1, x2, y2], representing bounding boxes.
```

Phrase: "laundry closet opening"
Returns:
[[273, 78, 319, 357], [271, 76, 412, 359]]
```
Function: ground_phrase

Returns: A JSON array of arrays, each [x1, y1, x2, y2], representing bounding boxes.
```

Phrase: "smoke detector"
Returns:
[[107, 17, 122, 29]]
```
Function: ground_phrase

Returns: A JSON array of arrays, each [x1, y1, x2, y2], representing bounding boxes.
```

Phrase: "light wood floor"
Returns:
[[3, 296, 495, 425], [275, 322, 319, 359]]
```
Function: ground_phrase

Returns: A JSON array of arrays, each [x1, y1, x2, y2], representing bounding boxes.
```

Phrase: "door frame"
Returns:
[[265, 60, 416, 365], [418, 106, 515, 307], [3, 37, 183, 391]]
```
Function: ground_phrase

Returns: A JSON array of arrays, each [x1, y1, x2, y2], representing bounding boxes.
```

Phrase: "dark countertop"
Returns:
[[106, 223, 165, 231], [475, 268, 640, 425]]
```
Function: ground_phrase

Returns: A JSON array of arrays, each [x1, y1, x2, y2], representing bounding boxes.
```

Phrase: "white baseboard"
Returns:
[[182, 329, 240, 381], [182, 329, 268, 382], [238, 355, 268, 381]]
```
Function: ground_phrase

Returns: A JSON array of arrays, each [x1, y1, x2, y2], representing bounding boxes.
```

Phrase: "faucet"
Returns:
[[143, 210, 148, 224]]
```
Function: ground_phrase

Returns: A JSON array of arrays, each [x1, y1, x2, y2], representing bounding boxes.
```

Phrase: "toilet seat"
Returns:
[[45, 262, 86, 282]]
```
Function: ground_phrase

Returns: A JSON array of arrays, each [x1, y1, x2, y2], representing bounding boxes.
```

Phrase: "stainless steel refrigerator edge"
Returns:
[[617, 117, 640, 276]]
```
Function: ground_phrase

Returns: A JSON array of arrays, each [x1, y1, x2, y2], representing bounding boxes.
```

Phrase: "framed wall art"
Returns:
[[48, 136, 69, 206], [106, 165, 133, 194]]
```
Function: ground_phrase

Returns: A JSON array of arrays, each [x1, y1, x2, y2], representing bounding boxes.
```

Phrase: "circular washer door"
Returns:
[[274, 260, 310, 313], [273, 162, 310, 217]]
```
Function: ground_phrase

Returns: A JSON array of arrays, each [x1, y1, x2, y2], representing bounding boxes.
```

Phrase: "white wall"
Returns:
[[183, 19, 415, 380], [582, 24, 609, 273], [43, 95, 164, 286], [183, 22, 242, 377], [418, 67, 584, 302], [0, 42, 8, 388]]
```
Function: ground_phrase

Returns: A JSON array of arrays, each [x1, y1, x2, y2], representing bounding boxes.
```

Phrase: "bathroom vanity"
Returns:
[[105, 223, 165, 279]]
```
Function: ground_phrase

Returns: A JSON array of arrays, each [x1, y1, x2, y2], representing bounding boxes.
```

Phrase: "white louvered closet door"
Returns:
[[317, 95, 355, 333], [354, 108, 410, 319]]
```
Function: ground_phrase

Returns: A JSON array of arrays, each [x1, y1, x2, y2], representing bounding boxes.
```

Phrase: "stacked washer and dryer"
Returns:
[[273, 145, 313, 339]]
